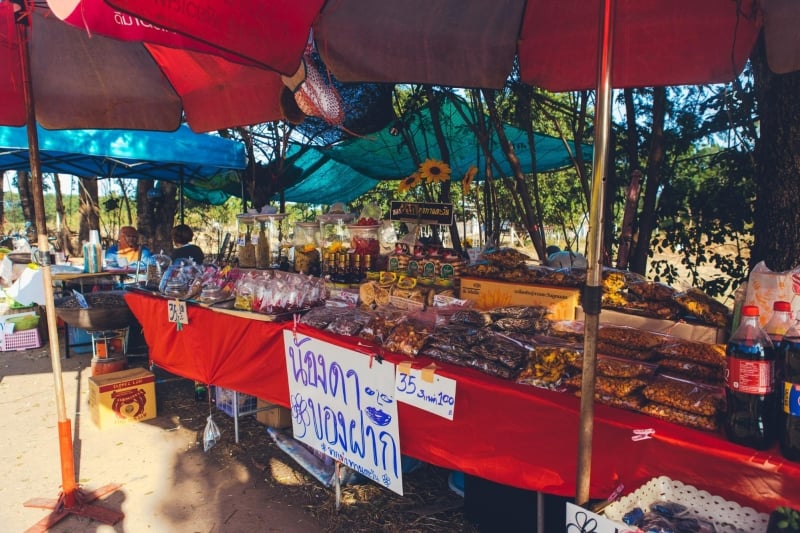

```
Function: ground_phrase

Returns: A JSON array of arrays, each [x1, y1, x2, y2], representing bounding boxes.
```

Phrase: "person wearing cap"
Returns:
[[105, 226, 152, 268]]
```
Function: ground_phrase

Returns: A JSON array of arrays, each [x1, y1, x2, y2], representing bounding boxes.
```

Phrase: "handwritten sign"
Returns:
[[395, 363, 457, 420], [167, 299, 188, 326], [565, 502, 635, 533], [283, 331, 404, 495], [390, 201, 454, 225]]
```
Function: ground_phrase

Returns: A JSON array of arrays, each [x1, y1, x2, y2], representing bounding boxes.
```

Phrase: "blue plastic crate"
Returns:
[[215, 387, 257, 417]]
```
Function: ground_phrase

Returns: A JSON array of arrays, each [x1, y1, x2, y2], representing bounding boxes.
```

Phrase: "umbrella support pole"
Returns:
[[21, 404, 124, 533], [14, 12, 124, 531]]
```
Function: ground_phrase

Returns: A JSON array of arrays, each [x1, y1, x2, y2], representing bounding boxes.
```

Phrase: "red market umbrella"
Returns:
[[0, 4, 289, 529], [0, 8, 285, 133]]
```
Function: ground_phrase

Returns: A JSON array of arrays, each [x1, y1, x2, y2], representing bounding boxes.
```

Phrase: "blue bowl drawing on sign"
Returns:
[[366, 406, 392, 426]]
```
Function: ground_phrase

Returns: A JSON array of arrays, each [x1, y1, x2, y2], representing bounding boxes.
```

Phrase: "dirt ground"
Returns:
[[0, 340, 478, 533]]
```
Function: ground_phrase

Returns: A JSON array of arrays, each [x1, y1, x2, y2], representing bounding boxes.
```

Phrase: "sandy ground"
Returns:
[[0, 344, 324, 533]]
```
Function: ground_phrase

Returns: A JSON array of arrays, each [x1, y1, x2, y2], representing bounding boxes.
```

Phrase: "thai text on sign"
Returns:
[[390, 201, 454, 225], [283, 331, 404, 495]]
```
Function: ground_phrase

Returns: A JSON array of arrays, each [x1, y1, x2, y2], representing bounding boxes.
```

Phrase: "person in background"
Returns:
[[105, 226, 152, 268], [547, 246, 588, 269], [170, 224, 205, 265]]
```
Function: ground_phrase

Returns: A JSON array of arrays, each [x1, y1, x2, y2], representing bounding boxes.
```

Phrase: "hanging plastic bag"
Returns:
[[203, 415, 221, 452]]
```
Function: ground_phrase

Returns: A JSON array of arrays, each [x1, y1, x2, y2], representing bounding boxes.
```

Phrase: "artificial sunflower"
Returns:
[[398, 172, 422, 192], [462, 165, 478, 194], [419, 158, 451, 184]]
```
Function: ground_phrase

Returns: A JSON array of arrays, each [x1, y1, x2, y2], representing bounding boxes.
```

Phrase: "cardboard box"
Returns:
[[255, 399, 292, 429], [459, 277, 580, 320], [575, 306, 727, 344], [88, 368, 156, 429]]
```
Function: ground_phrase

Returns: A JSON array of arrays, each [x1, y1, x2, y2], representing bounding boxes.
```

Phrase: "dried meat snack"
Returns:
[[490, 305, 550, 319], [492, 317, 551, 334], [575, 391, 648, 412], [596, 356, 657, 378], [656, 358, 724, 385], [566, 374, 649, 398], [326, 311, 369, 337], [300, 306, 343, 329], [598, 324, 669, 350], [641, 375, 724, 417], [672, 287, 731, 328], [597, 341, 657, 361], [549, 320, 585, 341], [383, 321, 431, 357], [639, 403, 718, 431], [654, 340, 726, 369], [449, 309, 493, 327], [468, 332, 529, 369]]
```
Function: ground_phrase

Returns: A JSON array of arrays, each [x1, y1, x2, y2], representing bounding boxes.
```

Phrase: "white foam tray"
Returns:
[[603, 476, 769, 533]]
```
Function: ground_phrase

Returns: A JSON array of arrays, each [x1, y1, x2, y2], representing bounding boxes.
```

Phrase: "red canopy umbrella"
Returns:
[[0, 4, 291, 529]]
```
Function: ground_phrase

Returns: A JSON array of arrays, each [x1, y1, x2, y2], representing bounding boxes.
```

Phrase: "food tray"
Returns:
[[603, 476, 769, 532], [2, 328, 41, 351]]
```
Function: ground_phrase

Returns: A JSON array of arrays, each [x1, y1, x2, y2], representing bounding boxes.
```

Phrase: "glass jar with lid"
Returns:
[[235, 212, 257, 268], [293, 221, 321, 275], [317, 212, 354, 277]]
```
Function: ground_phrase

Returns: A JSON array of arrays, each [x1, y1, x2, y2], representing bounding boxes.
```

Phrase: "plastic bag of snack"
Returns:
[[203, 415, 221, 452], [383, 320, 431, 357]]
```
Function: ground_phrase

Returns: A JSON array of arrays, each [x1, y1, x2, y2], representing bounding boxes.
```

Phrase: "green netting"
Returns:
[[278, 95, 591, 205]]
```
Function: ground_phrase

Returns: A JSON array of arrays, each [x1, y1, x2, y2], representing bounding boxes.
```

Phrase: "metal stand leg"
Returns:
[[232, 390, 240, 444]]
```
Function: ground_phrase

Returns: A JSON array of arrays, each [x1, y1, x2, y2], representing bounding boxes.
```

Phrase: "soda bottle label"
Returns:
[[785, 382, 800, 416], [726, 357, 774, 394]]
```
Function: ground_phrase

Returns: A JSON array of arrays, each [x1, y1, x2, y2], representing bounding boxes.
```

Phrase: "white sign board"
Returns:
[[284, 330, 403, 495], [565, 502, 636, 533], [395, 362, 457, 420]]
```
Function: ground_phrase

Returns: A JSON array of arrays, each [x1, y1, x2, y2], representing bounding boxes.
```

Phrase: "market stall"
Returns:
[[125, 290, 800, 514]]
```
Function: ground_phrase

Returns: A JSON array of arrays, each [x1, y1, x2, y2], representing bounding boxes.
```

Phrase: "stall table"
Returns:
[[125, 291, 800, 513]]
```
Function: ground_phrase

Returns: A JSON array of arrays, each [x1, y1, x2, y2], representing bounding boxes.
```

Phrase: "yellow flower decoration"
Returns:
[[419, 159, 451, 184], [462, 165, 477, 194], [398, 172, 422, 192]]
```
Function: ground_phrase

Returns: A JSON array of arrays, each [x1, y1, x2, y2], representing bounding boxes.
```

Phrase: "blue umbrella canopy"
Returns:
[[0, 123, 246, 181]]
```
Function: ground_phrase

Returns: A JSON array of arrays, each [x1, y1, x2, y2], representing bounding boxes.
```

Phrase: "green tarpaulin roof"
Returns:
[[277, 96, 592, 204]]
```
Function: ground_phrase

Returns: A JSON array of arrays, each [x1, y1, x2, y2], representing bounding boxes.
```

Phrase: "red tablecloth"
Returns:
[[126, 292, 800, 512]]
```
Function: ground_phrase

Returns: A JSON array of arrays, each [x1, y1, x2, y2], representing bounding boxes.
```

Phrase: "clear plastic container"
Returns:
[[144, 251, 172, 289], [293, 221, 320, 275]]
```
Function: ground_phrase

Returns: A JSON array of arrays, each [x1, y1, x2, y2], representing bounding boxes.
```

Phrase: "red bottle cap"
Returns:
[[742, 305, 760, 317], [773, 301, 792, 312]]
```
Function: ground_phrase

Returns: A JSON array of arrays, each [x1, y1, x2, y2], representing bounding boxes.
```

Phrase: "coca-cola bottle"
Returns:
[[724, 305, 778, 450], [780, 319, 800, 461], [764, 300, 793, 384]]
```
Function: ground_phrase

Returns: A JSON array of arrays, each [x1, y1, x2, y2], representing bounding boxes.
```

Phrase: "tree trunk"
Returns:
[[52, 174, 78, 257], [78, 178, 99, 249], [751, 33, 800, 272], [137, 180, 178, 254], [17, 171, 35, 236], [630, 87, 667, 274], [482, 89, 545, 256]]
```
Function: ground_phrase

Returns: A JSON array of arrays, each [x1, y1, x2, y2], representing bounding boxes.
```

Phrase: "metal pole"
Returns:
[[576, 0, 615, 506]]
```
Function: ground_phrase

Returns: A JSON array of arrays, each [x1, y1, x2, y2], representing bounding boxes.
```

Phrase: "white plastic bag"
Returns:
[[744, 261, 800, 326], [203, 415, 221, 452]]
